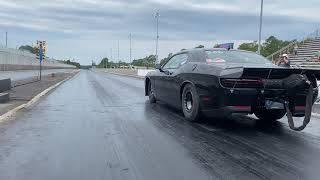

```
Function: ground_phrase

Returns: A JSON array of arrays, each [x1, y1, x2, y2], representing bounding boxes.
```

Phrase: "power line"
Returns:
[[5, 32, 8, 48]]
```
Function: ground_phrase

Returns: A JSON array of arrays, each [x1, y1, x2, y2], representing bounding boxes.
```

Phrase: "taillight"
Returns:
[[221, 78, 263, 88]]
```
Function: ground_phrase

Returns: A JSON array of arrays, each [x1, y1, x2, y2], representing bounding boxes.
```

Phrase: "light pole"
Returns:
[[258, 0, 264, 55], [110, 48, 113, 67], [155, 10, 160, 64], [117, 40, 120, 64], [129, 33, 132, 66], [5, 32, 8, 48]]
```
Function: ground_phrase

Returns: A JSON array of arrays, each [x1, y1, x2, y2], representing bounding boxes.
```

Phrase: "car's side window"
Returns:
[[162, 56, 178, 70], [178, 54, 188, 66], [163, 54, 188, 70]]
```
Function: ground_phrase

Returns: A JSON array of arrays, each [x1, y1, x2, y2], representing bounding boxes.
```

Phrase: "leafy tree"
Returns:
[[131, 59, 143, 66], [107, 61, 117, 68], [19, 45, 37, 54], [118, 61, 130, 67], [146, 55, 156, 67], [238, 41, 258, 53], [97, 57, 131, 68], [238, 36, 295, 57], [261, 36, 292, 57], [131, 55, 156, 68], [160, 53, 173, 65], [58, 59, 81, 68], [97, 57, 109, 68], [195, 45, 204, 48]]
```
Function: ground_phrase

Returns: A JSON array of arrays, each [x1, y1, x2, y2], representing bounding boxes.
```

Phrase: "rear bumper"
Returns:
[[201, 105, 307, 118], [202, 106, 251, 117], [198, 87, 315, 118]]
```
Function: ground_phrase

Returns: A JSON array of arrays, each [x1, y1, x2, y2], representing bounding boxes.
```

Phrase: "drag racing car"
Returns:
[[145, 48, 320, 131]]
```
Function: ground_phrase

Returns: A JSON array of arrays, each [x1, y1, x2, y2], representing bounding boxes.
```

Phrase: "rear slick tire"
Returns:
[[148, 82, 156, 103], [181, 84, 202, 122]]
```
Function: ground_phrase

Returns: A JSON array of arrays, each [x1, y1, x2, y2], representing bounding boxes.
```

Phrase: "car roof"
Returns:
[[178, 48, 255, 54], [171, 48, 257, 62]]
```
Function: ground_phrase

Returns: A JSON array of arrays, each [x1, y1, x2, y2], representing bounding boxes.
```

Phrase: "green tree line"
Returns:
[[97, 55, 156, 69], [19, 45, 37, 54], [160, 36, 295, 66], [237, 36, 294, 57], [97, 57, 131, 68], [58, 60, 81, 68], [131, 55, 156, 68], [97, 35, 296, 68]]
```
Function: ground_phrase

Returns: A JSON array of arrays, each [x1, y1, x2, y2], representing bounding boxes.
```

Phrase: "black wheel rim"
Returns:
[[184, 91, 193, 112]]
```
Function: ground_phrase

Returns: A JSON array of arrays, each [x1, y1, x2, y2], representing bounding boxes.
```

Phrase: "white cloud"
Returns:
[[0, 0, 319, 64]]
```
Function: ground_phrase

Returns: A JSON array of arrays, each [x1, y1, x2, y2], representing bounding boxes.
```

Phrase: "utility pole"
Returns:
[[110, 48, 112, 61], [258, 0, 264, 55], [129, 33, 132, 66], [155, 10, 160, 64], [117, 40, 120, 68], [5, 32, 8, 48], [117, 40, 120, 63], [110, 48, 113, 68], [106, 53, 109, 68]]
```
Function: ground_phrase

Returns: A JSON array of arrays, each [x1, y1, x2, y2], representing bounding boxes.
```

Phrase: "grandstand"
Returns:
[[267, 29, 320, 69]]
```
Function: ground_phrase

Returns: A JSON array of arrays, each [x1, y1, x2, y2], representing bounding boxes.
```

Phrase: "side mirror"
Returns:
[[155, 63, 168, 74], [155, 64, 162, 70]]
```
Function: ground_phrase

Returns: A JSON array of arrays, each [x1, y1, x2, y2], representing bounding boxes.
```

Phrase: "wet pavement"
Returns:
[[0, 70, 320, 180]]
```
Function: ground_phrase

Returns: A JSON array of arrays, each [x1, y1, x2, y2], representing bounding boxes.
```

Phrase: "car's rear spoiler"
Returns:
[[220, 67, 320, 79]]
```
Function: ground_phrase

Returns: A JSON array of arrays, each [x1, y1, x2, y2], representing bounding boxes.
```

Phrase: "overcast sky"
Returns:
[[0, 0, 319, 65]]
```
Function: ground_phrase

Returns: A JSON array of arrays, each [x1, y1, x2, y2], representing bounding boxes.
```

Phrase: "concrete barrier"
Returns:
[[0, 78, 11, 92], [0, 48, 75, 71], [0, 93, 9, 103], [137, 69, 155, 77]]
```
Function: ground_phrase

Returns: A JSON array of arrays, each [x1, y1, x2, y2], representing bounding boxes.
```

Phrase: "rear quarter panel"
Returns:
[[176, 63, 224, 108]]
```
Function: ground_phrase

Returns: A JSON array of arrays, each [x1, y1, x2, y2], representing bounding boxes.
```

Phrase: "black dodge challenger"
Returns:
[[145, 48, 320, 127]]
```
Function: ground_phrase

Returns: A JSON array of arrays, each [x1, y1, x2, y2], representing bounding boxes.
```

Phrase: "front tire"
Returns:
[[254, 108, 286, 121], [148, 82, 156, 103], [181, 84, 202, 122]]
